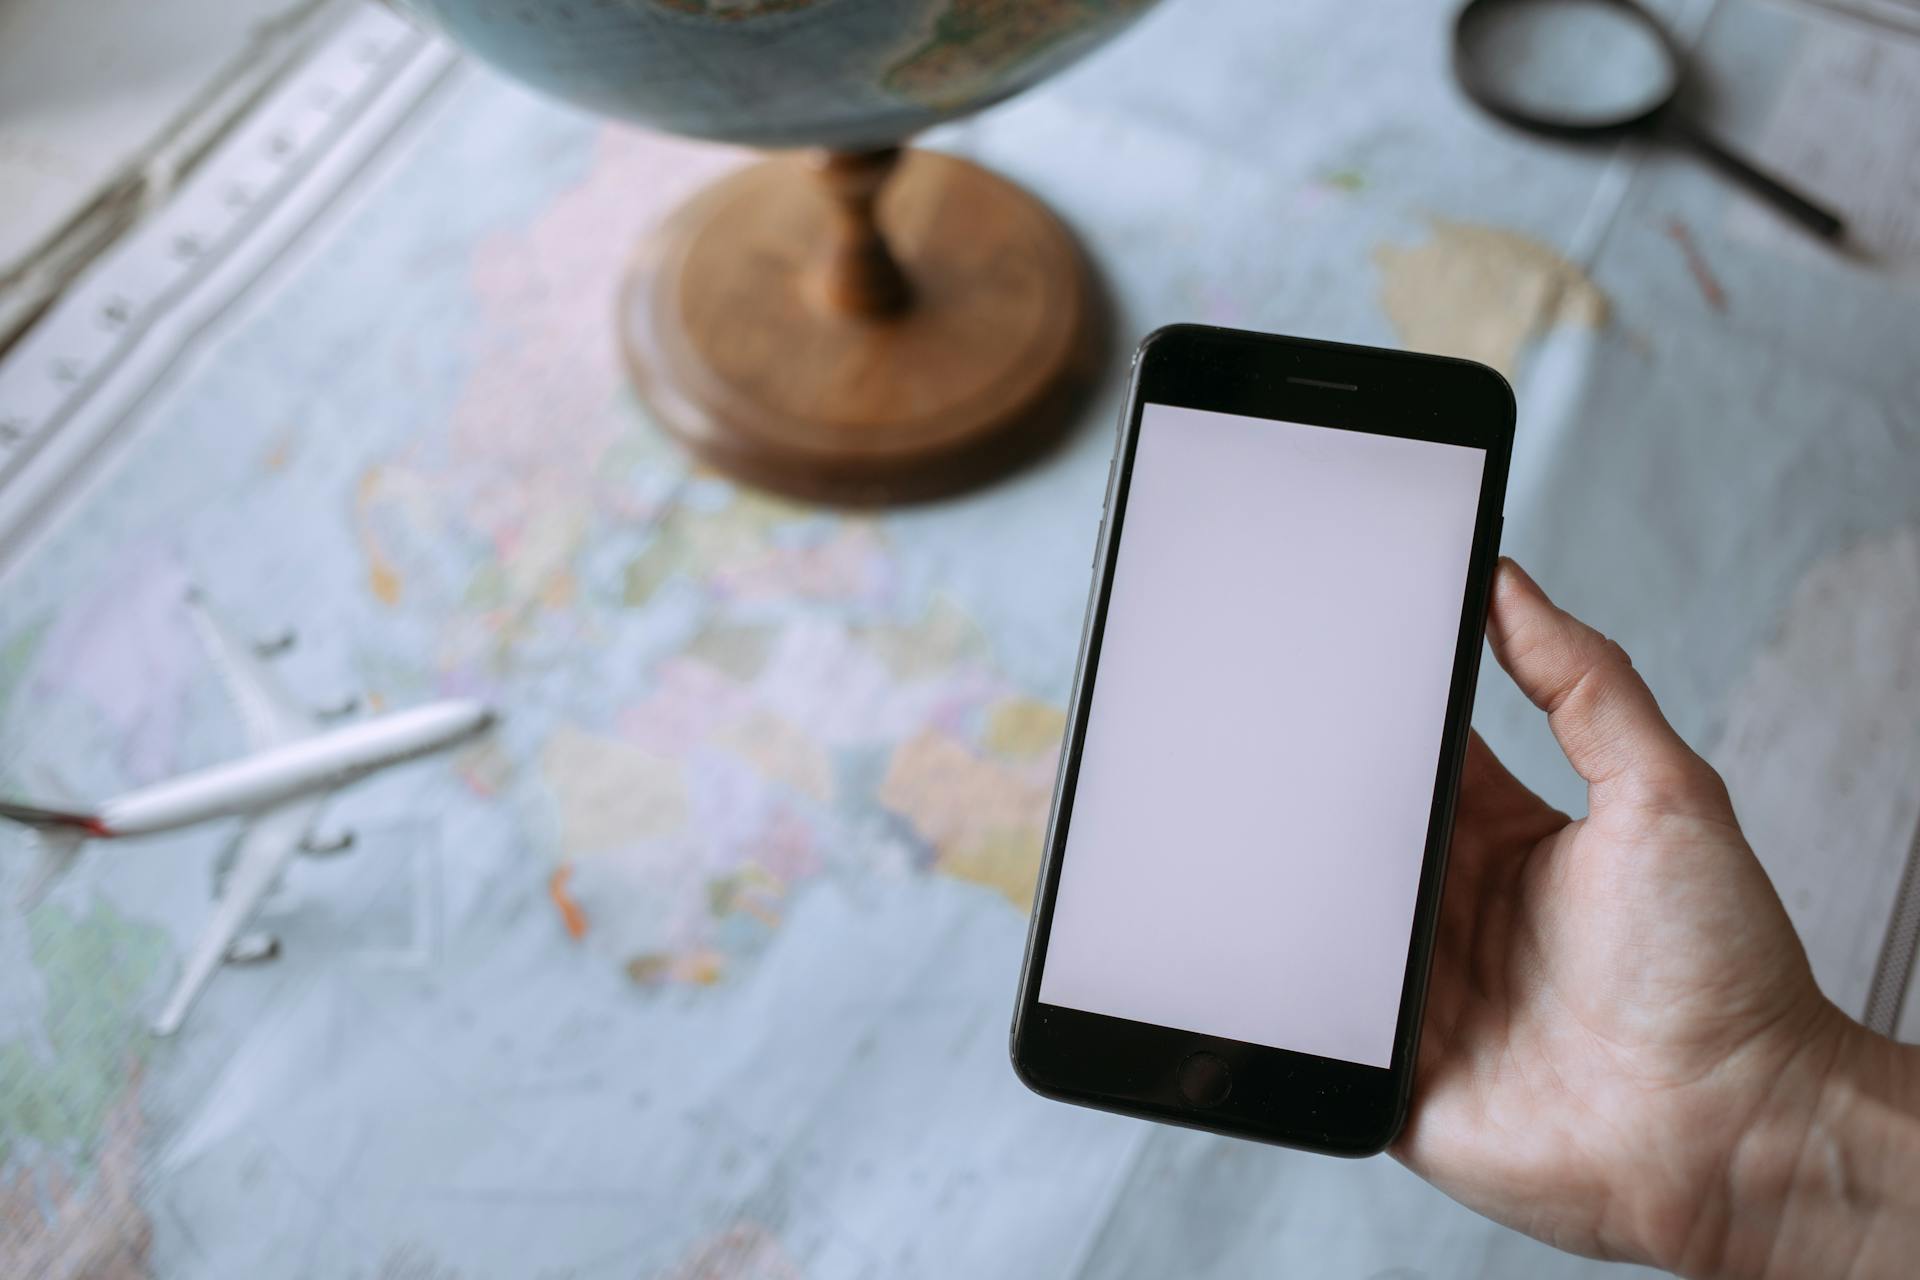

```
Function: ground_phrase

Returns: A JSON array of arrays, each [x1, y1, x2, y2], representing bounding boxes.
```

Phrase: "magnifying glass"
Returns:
[[1453, 0, 1845, 241]]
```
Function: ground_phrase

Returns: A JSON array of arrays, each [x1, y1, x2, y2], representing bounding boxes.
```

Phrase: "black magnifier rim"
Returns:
[[1452, 0, 1684, 137]]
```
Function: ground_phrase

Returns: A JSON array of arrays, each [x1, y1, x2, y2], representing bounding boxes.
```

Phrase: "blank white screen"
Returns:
[[1037, 403, 1486, 1069]]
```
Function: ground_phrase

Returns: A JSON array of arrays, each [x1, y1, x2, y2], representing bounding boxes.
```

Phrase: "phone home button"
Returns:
[[1177, 1051, 1232, 1107]]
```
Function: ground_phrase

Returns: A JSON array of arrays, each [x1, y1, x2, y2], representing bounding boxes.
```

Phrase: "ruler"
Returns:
[[0, 4, 456, 573]]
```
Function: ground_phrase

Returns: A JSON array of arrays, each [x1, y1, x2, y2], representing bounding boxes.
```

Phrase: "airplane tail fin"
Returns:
[[0, 799, 103, 830], [18, 827, 85, 909], [1, 800, 103, 908]]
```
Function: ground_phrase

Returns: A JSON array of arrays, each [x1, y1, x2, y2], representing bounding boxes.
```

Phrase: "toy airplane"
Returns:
[[0, 590, 495, 1035]]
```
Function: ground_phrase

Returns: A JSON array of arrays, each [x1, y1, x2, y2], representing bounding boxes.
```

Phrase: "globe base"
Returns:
[[619, 148, 1102, 505]]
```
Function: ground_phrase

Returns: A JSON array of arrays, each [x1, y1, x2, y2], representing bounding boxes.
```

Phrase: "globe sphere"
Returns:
[[398, 0, 1159, 150]]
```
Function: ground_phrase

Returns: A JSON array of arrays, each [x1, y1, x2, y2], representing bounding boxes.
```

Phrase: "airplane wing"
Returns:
[[183, 590, 315, 749], [152, 792, 325, 1036]]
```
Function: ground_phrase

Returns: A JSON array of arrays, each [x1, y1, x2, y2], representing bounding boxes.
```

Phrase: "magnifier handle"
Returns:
[[1666, 115, 1846, 241]]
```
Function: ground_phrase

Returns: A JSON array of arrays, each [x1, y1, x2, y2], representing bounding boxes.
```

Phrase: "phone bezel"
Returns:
[[1009, 324, 1515, 1156]]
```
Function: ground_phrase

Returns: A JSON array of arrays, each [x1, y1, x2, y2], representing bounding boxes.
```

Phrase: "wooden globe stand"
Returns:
[[619, 147, 1100, 505]]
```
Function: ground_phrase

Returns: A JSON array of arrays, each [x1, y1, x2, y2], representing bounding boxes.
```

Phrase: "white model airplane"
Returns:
[[0, 590, 494, 1035]]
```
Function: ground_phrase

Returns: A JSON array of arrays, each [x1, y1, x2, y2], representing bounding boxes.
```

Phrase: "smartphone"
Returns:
[[1010, 325, 1513, 1156]]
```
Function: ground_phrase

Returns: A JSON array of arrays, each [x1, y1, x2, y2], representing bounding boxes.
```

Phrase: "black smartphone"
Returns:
[[1011, 324, 1513, 1156]]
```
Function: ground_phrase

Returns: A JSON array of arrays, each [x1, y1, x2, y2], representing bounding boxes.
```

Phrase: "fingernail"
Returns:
[[1500, 557, 1551, 604]]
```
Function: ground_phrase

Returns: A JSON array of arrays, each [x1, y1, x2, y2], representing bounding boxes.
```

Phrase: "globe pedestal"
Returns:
[[619, 147, 1100, 505]]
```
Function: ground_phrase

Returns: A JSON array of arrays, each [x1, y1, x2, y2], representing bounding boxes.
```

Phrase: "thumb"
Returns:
[[1486, 559, 1719, 813]]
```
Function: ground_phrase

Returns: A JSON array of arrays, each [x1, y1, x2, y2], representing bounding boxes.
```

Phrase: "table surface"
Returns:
[[2, 1, 1919, 1276]]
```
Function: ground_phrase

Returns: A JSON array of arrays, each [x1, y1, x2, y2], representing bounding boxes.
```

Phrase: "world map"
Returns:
[[5, 2, 1918, 1275], [0, 95, 1131, 1278]]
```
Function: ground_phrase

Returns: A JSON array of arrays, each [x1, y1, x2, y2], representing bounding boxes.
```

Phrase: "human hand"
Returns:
[[1394, 559, 1920, 1278]]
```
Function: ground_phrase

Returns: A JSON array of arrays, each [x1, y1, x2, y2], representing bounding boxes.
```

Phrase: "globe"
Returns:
[[398, 0, 1158, 149], [394, 0, 1164, 504]]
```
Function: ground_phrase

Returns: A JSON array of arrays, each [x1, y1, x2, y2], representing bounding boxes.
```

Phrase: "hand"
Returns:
[[1394, 559, 1920, 1278]]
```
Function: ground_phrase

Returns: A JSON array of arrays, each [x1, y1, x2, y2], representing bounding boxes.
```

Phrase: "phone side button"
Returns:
[[1177, 1051, 1232, 1107]]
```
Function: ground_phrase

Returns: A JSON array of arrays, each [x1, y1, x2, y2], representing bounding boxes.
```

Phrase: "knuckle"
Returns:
[[1625, 756, 1726, 817], [1547, 633, 1625, 720]]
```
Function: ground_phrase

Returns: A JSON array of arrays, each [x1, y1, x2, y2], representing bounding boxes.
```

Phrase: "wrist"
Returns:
[[1692, 1005, 1920, 1280]]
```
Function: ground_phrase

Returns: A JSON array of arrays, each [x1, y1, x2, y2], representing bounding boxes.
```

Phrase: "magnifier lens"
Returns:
[[1458, 0, 1679, 128]]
